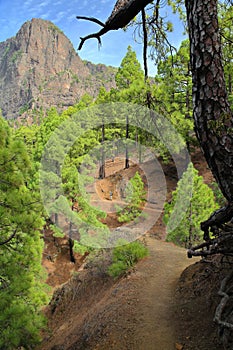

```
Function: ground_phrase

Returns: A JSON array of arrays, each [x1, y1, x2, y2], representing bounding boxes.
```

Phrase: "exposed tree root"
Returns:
[[187, 207, 233, 348], [214, 270, 233, 331], [187, 229, 233, 258], [188, 204, 233, 258]]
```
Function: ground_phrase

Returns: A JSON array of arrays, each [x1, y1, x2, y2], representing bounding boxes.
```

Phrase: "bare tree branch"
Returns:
[[76, 16, 105, 27], [76, 0, 152, 50], [142, 8, 148, 79]]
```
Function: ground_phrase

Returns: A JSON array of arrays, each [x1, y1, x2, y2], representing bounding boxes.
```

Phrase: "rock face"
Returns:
[[0, 18, 116, 119]]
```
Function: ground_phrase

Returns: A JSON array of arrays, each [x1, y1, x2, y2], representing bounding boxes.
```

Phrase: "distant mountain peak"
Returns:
[[0, 18, 116, 120]]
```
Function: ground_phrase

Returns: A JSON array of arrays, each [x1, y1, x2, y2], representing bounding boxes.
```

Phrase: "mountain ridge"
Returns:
[[0, 18, 117, 120]]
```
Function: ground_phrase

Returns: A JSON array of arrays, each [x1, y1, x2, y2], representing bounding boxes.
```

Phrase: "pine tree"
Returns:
[[118, 171, 146, 223], [155, 39, 195, 150], [0, 117, 48, 349], [219, 2, 233, 102], [115, 45, 144, 89], [164, 163, 218, 247]]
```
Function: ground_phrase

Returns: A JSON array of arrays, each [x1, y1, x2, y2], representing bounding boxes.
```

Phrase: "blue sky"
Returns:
[[0, 0, 186, 76]]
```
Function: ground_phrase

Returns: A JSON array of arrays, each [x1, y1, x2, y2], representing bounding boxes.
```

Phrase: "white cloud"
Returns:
[[51, 10, 66, 23], [23, 0, 52, 17], [41, 11, 51, 19], [37, 1, 50, 8], [23, 0, 34, 8], [67, 14, 76, 22]]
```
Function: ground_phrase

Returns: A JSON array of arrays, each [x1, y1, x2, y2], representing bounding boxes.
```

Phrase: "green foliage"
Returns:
[[108, 240, 148, 278], [48, 23, 64, 35], [49, 224, 65, 238], [218, 2, 233, 107], [19, 103, 30, 115], [61, 158, 108, 248], [118, 172, 146, 223], [3, 44, 10, 58], [164, 163, 219, 247], [34, 107, 67, 161], [210, 181, 226, 207], [73, 240, 90, 255], [155, 39, 195, 149], [115, 46, 144, 89], [10, 49, 22, 63], [0, 117, 48, 349]]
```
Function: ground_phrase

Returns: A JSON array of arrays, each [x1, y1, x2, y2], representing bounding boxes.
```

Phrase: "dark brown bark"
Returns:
[[142, 8, 148, 79], [68, 204, 76, 263], [68, 237, 76, 263], [77, 0, 152, 50], [99, 122, 106, 179], [185, 0, 233, 202], [125, 115, 129, 169], [54, 212, 59, 226], [105, 0, 152, 29]]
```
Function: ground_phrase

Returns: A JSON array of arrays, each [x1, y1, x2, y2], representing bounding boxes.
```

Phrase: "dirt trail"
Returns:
[[75, 237, 195, 350], [126, 237, 194, 350], [38, 236, 195, 350], [39, 151, 223, 350]]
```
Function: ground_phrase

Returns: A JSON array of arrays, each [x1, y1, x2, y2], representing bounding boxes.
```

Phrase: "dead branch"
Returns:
[[142, 8, 148, 79], [76, 16, 105, 27], [77, 29, 106, 50], [76, 0, 152, 50]]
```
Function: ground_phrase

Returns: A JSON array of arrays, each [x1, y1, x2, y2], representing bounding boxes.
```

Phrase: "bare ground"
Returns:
[[38, 236, 226, 350], [37, 150, 227, 350]]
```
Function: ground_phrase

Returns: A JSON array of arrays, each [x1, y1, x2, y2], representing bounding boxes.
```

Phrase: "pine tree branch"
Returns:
[[0, 276, 9, 289], [0, 226, 18, 246], [0, 154, 17, 166], [220, 31, 233, 45]]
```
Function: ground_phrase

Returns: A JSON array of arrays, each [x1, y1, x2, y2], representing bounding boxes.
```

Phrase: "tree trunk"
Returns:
[[68, 236, 76, 263], [185, 0, 233, 202], [99, 122, 106, 179], [68, 204, 76, 263], [125, 114, 130, 169], [54, 212, 58, 226]]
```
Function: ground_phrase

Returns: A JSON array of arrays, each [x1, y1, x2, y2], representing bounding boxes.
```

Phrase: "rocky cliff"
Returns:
[[0, 18, 117, 119]]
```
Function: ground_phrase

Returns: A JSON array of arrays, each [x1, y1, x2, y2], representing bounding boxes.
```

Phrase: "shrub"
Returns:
[[108, 240, 148, 278], [118, 171, 146, 223]]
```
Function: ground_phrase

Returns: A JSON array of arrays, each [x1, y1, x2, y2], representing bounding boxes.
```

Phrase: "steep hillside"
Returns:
[[0, 18, 117, 119], [35, 150, 228, 350]]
